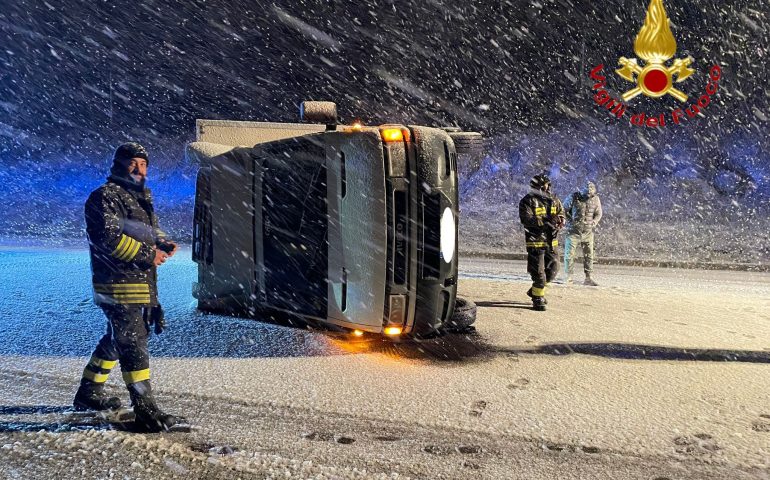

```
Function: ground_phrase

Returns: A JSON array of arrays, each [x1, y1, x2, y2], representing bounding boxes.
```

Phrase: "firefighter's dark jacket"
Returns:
[[85, 175, 167, 307], [519, 189, 565, 248]]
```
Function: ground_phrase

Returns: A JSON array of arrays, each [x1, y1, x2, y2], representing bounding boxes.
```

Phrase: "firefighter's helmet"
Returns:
[[530, 173, 551, 191]]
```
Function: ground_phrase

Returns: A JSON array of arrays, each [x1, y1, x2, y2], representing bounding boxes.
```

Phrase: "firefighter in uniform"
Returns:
[[519, 174, 565, 311], [74, 142, 181, 432]]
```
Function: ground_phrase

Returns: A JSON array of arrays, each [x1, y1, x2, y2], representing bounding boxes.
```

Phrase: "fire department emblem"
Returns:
[[615, 0, 694, 102]]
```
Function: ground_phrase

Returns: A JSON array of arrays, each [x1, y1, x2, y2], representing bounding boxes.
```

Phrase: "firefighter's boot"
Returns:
[[532, 296, 547, 311], [73, 380, 122, 411], [526, 288, 548, 305], [584, 274, 599, 287], [128, 380, 183, 432]]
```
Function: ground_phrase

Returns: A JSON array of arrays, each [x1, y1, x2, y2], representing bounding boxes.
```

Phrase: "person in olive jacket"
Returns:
[[74, 142, 182, 432], [519, 174, 565, 311]]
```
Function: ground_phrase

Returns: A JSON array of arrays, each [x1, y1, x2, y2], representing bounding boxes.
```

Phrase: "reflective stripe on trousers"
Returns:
[[527, 247, 559, 296], [82, 305, 151, 386]]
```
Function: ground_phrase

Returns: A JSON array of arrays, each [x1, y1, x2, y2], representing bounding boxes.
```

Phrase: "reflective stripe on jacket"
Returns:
[[519, 189, 565, 249], [85, 176, 165, 306]]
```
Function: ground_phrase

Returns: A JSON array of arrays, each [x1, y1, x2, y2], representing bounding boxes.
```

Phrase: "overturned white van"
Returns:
[[187, 102, 480, 338]]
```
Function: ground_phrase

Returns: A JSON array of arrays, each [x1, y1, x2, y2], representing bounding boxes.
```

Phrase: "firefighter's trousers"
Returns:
[[527, 247, 559, 297], [564, 231, 595, 276], [81, 305, 151, 387]]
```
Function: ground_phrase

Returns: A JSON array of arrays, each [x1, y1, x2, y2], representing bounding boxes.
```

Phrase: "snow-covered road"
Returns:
[[0, 248, 768, 479]]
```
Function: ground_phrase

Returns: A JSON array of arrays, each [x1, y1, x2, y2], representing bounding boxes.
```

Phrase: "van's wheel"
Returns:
[[447, 132, 483, 157], [448, 132, 484, 175], [446, 296, 477, 332]]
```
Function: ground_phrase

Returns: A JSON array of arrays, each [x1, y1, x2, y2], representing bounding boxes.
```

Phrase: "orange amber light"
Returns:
[[380, 128, 404, 142], [384, 326, 403, 336]]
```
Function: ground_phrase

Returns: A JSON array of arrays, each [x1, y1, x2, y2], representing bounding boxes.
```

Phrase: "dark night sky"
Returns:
[[1, 0, 768, 161], [0, 0, 768, 250]]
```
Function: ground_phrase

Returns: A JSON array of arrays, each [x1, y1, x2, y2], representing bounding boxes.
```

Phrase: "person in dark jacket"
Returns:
[[74, 142, 182, 432], [563, 181, 603, 286], [519, 174, 565, 311]]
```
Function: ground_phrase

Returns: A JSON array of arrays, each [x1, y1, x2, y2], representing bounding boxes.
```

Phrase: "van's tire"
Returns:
[[448, 132, 483, 157], [446, 296, 477, 332]]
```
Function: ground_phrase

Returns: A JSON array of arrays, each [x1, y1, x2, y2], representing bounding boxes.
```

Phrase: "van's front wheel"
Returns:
[[446, 296, 477, 332]]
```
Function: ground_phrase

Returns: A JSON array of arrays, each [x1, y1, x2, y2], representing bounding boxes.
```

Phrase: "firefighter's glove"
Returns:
[[157, 241, 177, 256], [148, 305, 167, 335], [544, 221, 560, 235]]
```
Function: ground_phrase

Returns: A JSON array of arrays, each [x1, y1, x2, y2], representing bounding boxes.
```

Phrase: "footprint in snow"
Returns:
[[752, 415, 770, 433], [422, 445, 483, 456], [189, 443, 237, 455], [672, 433, 720, 456], [303, 431, 335, 442], [303, 431, 355, 444], [456, 445, 483, 454], [469, 400, 487, 417], [543, 443, 599, 454], [423, 444, 454, 456], [505, 352, 519, 362], [507, 378, 530, 390]]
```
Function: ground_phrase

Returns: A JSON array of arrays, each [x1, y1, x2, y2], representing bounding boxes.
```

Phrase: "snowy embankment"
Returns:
[[458, 130, 770, 266], [2, 127, 769, 267]]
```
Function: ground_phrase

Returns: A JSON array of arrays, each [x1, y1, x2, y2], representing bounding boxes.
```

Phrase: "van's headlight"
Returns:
[[440, 207, 455, 263]]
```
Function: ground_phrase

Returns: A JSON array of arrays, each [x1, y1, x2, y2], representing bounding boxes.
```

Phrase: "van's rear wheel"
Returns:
[[447, 132, 483, 157], [448, 132, 484, 175], [446, 296, 477, 332]]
